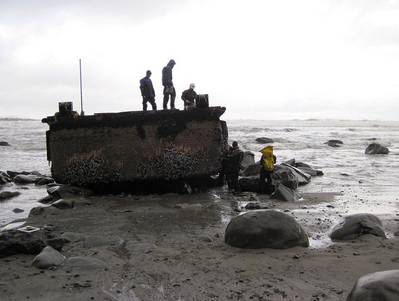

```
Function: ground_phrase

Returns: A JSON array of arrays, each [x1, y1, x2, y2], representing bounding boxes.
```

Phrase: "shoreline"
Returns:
[[1, 189, 399, 300]]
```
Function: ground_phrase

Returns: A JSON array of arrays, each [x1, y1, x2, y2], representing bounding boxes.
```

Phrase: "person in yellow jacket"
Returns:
[[259, 145, 277, 194]]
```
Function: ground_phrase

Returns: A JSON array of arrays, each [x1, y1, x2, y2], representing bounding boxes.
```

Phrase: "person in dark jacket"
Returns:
[[181, 83, 197, 110], [139, 70, 157, 111], [225, 141, 244, 192], [162, 59, 176, 110]]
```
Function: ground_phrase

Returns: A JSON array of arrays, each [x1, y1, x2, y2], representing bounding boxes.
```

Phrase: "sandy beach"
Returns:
[[1, 188, 399, 301]]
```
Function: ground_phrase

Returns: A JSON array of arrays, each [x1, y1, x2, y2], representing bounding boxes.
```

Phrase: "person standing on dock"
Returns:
[[181, 83, 197, 110], [162, 59, 176, 110], [140, 70, 157, 111]]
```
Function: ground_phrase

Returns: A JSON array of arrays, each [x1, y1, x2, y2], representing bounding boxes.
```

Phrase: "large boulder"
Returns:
[[256, 137, 274, 144], [365, 143, 389, 155], [271, 183, 301, 202], [225, 210, 309, 249], [238, 177, 259, 193], [13, 174, 40, 184], [330, 213, 386, 241], [324, 139, 343, 147], [0, 191, 20, 201], [0, 230, 46, 258], [241, 151, 255, 169], [32, 246, 65, 269], [347, 270, 399, 301]]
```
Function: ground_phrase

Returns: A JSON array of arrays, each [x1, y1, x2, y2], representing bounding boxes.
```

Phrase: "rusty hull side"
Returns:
[[45, 108, 227, 186]]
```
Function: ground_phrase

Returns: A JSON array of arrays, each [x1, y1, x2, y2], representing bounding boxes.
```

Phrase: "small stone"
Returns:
[[0, 191, 21, 201], [32, 246, 65, 269]]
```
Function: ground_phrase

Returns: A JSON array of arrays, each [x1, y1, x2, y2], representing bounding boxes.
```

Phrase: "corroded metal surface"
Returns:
[[43, 107, 228, 186]]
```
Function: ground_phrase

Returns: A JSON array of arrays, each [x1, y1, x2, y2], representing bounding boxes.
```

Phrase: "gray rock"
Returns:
[[35, 177, 54, 186], [13, 174, 40, 184], [0, 230, 46, 258], [47, 185, 93, 198], [32, 246, 65, 269], [38, 195, 56, 204], [273, 167, 298, 189], [0, 141, 10, 146], [256, 137, 274, 144], [242, 162, 261, 176], [245, 202, 261, 210], [279, 163, 311, 185], [29, 206, 45, 216], [325, 139, 343, 147], [46, 237, 70, 251], [365, 143, 389, 155], [238, 177, 259, 193], [271, 183, 301, 202], [347, 270, 399, 301], [64, 256, 107, 270], [225, 210, 309, 249], [285, 160, 323, 176], [330, 213, 386, 240], [12, 208, 24, 213], [0, 191, 20, 201], [0, 172, 12, 184], [51, 199, 74, 209], [241, 151, 255, 169], [296, 166, 323, 176]]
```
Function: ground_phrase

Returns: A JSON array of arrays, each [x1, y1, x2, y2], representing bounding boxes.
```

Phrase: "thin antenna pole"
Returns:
[[79, 58, 84, 116]]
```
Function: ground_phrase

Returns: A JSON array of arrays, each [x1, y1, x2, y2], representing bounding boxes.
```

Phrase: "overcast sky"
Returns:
[[1, 0, 399, 120]]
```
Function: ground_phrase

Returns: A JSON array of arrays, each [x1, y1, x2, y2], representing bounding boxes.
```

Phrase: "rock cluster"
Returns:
[[239, 158, 322, 201]]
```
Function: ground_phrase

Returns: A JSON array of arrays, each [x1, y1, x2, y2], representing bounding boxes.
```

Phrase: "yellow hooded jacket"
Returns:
[[260, 146, 275, 171]]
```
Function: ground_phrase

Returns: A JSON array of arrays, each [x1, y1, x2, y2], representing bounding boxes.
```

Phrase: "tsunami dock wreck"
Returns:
[[42, 102, 228, 193]]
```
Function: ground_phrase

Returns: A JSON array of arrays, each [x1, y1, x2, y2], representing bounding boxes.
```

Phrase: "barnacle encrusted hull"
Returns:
[[42, 107, 228, 186]]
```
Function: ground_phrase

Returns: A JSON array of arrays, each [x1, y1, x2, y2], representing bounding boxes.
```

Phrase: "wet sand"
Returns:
[[1, 190, 399, 301]]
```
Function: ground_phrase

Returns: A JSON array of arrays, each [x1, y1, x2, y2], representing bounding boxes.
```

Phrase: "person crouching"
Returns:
[[181, 83, 197, 110]]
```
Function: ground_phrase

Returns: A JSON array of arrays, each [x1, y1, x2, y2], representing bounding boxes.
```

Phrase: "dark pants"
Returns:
[[226, 170, 240, 192], [163, 86, 176, 110], [259, 168, 274, 194], [142, 96, 157, 111]]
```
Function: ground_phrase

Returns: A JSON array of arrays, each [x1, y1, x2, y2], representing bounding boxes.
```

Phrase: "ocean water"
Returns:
[[1, 118, 399, 237]]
